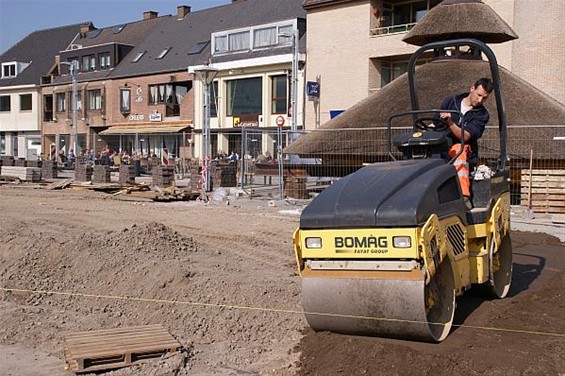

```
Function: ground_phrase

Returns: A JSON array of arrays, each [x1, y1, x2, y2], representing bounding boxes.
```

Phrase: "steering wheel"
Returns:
[[413, 117, 449, 132]]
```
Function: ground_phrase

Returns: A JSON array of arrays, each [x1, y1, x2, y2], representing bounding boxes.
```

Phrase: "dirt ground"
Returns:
[[0, 183, 563, 376]]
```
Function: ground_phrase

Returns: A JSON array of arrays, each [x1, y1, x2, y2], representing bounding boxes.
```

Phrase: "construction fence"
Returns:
[[237, 126, 564, 213]]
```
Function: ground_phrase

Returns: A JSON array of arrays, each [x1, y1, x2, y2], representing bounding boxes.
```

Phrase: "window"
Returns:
[[0, 95, 11, 111], [82, 55, 96, 71], [228, 31, 250, 52], [87, 89, 102, 110], [381, 0, 441, 29], [210, 81, 218, 118], [120, 88, 131, 113], [68, 91, 82, 111], [148, 83, 190, 116], [2, 63, 16, 78], [43, 95, 53, 121], [271, 75, 288, 114], [56, 93, 66, 112], [214, 35, 227, 53], [381, 61, 408, 86], [188, 41, 209, 55], [132, 51, 145, 63], [20, 94, 32, 111], [99, 53, 111, 69], [212, 21, 295, 55], [226, 77, 262, 116], [67, 58, 80, 72], [156, 47, 171, 59], [254, 27, 276, 48]]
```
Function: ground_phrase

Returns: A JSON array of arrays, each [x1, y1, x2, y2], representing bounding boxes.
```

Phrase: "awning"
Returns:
[[99, 125, 189, 135]]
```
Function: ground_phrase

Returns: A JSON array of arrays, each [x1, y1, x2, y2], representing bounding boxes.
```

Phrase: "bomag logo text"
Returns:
[[335, 236, 388, 248]]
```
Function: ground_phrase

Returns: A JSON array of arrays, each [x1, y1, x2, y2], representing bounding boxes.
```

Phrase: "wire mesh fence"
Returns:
[[248, 125, 564, 212]]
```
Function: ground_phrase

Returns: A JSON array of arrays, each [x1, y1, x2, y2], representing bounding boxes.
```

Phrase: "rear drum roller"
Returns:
[[488, 234, 513, 298], [301, 260, 455, 342]]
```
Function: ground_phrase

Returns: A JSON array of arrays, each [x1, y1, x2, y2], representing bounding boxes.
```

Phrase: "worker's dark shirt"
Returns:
[[435, 92, 489, 159]]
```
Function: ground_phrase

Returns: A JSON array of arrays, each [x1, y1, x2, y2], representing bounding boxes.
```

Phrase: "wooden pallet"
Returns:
[[64, 324, 181, 374], [520, 169, 565, 213]]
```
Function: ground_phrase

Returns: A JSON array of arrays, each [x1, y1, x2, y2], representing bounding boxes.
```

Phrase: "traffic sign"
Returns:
[[275, 115, 285, 127]]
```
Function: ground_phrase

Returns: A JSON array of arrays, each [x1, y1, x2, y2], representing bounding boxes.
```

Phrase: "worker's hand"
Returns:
[[440, 112, 451, 122]]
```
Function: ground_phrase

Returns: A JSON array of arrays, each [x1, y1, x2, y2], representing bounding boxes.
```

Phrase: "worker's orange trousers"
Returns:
[[449, 144, 471, 197]]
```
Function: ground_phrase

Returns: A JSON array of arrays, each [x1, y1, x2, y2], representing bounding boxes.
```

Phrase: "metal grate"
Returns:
[[447, 224, 466, 256]]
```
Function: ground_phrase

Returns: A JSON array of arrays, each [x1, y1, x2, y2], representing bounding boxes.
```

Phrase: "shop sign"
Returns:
[[150, 112, 162, 122], [128, 114, 144, 121]]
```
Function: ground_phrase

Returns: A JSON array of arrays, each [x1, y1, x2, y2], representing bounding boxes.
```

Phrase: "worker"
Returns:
[[436, 77, 493, 209]]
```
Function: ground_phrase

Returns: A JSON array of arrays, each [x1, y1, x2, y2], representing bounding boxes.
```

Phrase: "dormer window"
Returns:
[[156, 47, 171, 59], [82, 55, 96, 71], [99, 53, 111, 69], [212, 20, 297, 55], [2, 63, 16, 78]]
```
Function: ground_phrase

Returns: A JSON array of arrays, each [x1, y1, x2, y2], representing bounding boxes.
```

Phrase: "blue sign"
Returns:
[[306, 81, 320, 97]]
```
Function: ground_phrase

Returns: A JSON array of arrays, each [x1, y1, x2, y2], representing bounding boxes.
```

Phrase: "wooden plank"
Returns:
[[64, 324, 164, 338], [521, 200, 565, 207], [521, 177, 565, 184], [520, 194, 565, 201], [520, 187, 565, 194], [520, 169, 565, 175]]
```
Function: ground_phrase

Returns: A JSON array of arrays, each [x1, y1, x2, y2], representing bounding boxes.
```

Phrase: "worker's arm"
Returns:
[[440, 112, 472, 141]]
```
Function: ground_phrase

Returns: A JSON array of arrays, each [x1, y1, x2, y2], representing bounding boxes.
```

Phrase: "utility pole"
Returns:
[[70, 61, 78, 155]]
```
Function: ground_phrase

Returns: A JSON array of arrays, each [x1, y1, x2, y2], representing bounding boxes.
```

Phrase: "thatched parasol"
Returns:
[[284, 59, 565, 160], [402, 0, 518, 46]]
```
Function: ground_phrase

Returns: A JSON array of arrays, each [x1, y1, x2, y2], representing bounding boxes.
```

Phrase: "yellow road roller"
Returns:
[[292, 39, 512, 342]]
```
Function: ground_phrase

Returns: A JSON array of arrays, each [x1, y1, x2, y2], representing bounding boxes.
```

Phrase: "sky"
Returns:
[[0, 0, 231, 54]]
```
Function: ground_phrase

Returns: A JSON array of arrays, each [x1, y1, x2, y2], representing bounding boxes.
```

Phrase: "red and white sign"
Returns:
[[275, 115, 285, 127]]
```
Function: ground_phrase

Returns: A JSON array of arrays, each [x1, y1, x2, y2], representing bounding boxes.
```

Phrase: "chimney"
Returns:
[[79, 23, 95, 38], [177, 5, 191, 19], [143, 11, 158, 20]]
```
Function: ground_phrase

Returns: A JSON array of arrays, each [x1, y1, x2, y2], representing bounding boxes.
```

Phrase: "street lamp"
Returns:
[[189, 64, 219, 191], [279, 28, 299, 141], [61, 61, 79, 156]]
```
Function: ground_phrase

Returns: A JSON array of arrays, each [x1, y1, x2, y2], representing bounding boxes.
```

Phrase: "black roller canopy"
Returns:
[[300, 159, 467, 229]]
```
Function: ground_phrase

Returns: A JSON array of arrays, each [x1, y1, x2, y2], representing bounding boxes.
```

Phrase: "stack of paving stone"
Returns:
[[15, 158, 27, 167], [284, 176, 308, 199], [152, 166, 175, 187], [42, 160, 58, 179], [119, 164, 136, 184], [211, 163, 237, 188], [1, 156, 15, 167], [75, 163, 93, 182], [92, 165, 111, 184], [26, 159, 42, 167]]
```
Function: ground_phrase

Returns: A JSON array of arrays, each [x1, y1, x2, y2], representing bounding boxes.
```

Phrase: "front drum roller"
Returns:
[[302, 260, 455, 342]]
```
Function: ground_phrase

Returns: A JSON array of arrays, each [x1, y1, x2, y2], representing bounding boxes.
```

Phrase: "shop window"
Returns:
[[226, 77, 262, 117]]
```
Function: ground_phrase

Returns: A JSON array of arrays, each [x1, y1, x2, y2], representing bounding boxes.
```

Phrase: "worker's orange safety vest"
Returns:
[[449, 144, 471, 197]]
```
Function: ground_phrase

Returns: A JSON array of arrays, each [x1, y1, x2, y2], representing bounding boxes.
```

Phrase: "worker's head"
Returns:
[[469, 77, 493, 107]]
